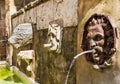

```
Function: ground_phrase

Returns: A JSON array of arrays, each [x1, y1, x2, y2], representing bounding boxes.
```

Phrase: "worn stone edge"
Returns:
[[11, 0, 49, 19]]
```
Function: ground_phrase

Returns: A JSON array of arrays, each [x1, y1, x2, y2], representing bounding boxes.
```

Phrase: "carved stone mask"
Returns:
[[48, 23, 61, 53], [8, 23, 33, 48], [86, 17, 105, 63], [82, 14, 117, 69], [44, 19, 63, 54]]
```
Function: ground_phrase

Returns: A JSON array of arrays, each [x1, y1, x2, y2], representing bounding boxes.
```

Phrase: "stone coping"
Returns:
[[11, 0, 48, 19], [0, 61, 8, 66]]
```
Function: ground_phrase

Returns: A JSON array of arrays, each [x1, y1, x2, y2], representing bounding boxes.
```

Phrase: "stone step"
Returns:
[[0, 61, 8, 66]]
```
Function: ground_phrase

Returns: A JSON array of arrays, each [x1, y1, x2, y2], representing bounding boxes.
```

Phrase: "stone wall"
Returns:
[[0, 0, 6, 60], [14, 0, 35, 10], [0, 0, 5, 28], [11, 0, 78, 84], [11, 0, 78, 29], [77, 0, 120, 84], [33, 26, 77, 84], [9, 0, 120, 84]]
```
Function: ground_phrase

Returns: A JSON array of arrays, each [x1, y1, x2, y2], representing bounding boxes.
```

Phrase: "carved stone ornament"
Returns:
[[44, 19, 63, 54], [8, 23, 33, 48], [81, 14, 118, 70], [17, 50, 34, 71]]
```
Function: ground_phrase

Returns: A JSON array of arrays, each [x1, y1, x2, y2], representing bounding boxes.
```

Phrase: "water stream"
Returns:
[[65, 49, 95, 84]]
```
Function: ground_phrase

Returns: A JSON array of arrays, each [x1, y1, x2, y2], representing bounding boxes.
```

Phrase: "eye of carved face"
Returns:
[[82, 14, 116, 68], [86, 23, 105, 48]]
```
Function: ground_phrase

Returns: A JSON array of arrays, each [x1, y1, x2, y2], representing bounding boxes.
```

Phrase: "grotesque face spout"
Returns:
[[82, 14, 117, 70], [44, 19, 63, 54], [87, 16, 105, 63]]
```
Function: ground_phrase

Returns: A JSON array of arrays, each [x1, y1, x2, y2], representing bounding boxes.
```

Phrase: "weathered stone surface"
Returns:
[[17, 50, 35, 75], [33, 27, 77, 84], [14, 0, 35, 10], [8, 23, 33, 48], [11, 0, 78, 84], [12, 0, 78, 30], [77, 0, 120, 84], [0, 0, 5, 27], [17, 50, 34, 59], [0, 0, 6, 60], [37, 0, 78, 29]]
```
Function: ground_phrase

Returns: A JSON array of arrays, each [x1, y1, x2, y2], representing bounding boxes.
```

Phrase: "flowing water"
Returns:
[[65, 49, 95, 84]]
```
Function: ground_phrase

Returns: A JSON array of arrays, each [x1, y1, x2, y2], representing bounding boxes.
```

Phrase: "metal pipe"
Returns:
[[65, 49, 96, 84], [44, 43, 52, 48], [74, 49, 96, 59]]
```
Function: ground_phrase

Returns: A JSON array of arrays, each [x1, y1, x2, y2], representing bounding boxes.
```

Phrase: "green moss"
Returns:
[[0, 66, 23, 84], [0, 80, 22, 84], [0, 66, 14, 80]]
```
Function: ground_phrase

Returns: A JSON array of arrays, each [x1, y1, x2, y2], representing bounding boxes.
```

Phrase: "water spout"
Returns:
[[65, 49, 96, 84], [44, 43, 52, 48], [74, 49, 96, 59]]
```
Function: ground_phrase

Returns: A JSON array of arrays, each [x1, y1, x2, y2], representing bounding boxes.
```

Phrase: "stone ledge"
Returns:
[[11, 0, 49, 18], [0, 61, 8, 66]]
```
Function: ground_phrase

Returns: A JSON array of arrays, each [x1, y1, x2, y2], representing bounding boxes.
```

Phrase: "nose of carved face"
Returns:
[[89, 39, 96, 48]]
